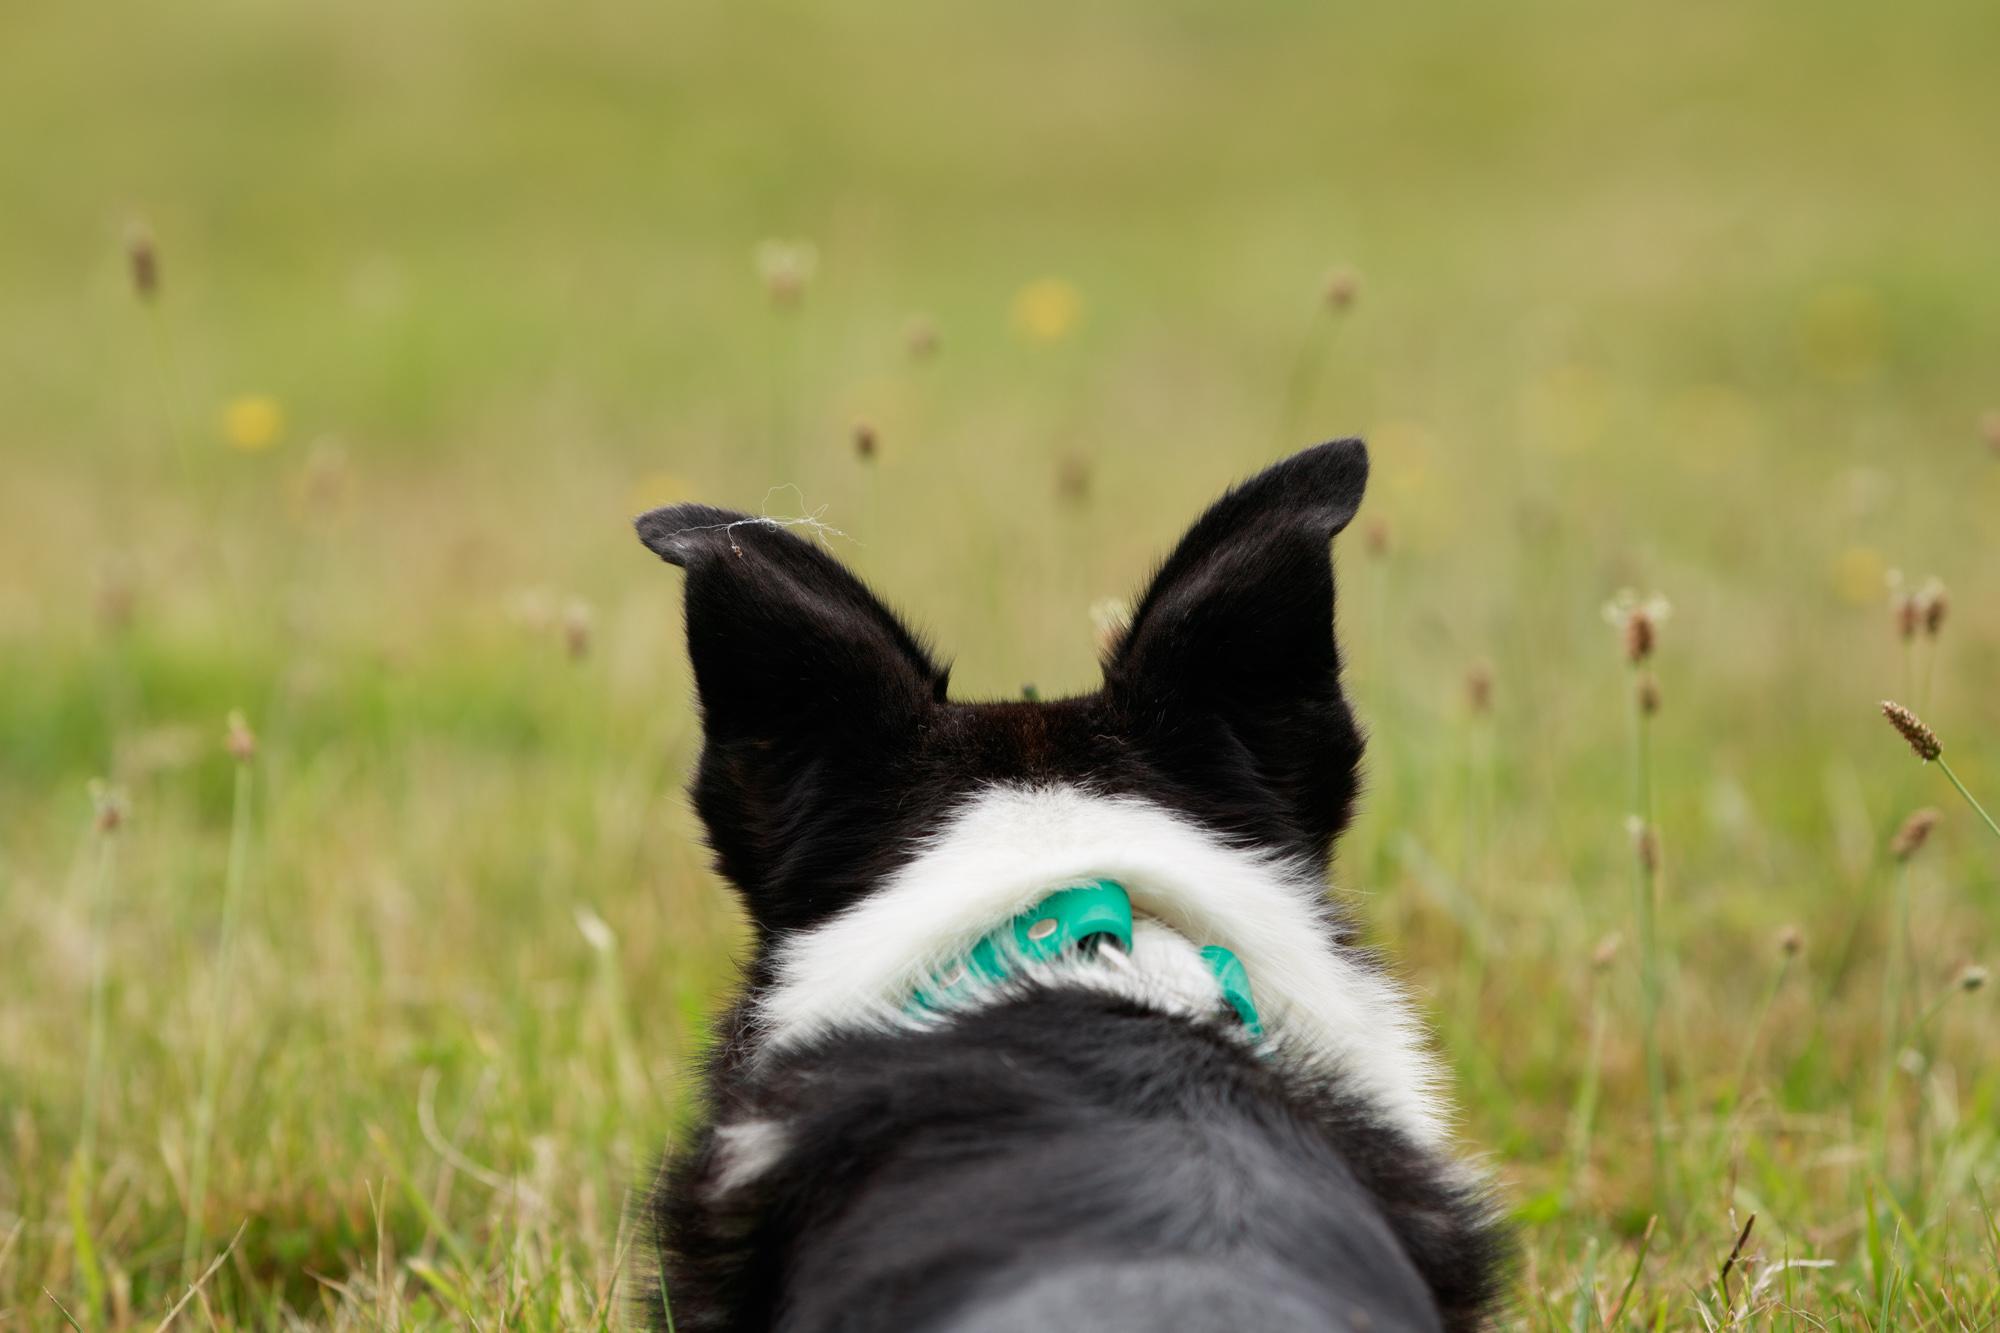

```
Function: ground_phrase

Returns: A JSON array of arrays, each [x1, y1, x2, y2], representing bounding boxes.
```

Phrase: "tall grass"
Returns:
[[4, 0, 2000, 1325]]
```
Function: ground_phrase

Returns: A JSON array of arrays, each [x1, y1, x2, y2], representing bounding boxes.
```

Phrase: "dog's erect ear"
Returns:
[[636, 504, 947, 934], [1103, 440, 1369, 867]]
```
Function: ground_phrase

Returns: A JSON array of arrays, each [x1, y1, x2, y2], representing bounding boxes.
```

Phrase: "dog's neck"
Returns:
[[749, 782, 1452, 1149]]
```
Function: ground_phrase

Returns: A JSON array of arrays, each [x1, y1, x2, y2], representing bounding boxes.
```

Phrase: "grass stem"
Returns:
[[182, 762, 254, 1273], [1935, 757, 2000, 844], [1877, 861, 1912, 1176], [1630, 675, 1669, 1203]]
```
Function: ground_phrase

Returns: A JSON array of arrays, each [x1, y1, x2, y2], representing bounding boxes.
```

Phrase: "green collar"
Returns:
[[906, 878, 1262, 1038]]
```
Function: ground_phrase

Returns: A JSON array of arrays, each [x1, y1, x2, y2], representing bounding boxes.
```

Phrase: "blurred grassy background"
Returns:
[[5, 0, 2000, 1324]]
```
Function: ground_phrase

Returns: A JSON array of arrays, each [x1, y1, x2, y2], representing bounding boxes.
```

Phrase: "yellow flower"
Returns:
[[1831, 545, 1887, 606], [222, 395, 284, 452], [1011, 277, 1082, 342]]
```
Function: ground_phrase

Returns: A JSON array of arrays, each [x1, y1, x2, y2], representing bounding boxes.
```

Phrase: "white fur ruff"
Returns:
[[753, 784, 1451, 1148]]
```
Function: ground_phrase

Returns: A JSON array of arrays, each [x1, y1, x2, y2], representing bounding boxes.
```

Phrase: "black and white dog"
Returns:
[[634, 441, 1503, 1331]]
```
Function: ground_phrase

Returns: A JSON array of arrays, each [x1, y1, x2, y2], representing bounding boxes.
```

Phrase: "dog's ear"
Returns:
[[1103, 440, 1369, 867], [637, 505, 947, 934]]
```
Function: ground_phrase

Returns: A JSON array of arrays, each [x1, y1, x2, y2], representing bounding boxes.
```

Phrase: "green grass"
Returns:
[[5, 0, 2000, 1324]]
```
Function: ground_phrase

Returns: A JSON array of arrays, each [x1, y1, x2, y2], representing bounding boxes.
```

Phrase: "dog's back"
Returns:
[[636, 443, 1503, 1330]]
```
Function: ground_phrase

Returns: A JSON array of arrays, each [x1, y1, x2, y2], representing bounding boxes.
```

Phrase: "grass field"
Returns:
[[5, 0, 2000, 1325]]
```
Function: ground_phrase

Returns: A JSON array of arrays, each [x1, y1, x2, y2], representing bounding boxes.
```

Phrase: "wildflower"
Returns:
[[1893, 590, 1920, 642], [508, 585, 558, 635], [1323, 266, 1360, 312], [96, 561, 135, 632], [1626, 815, 1660, 873], [562, 599, 593, 661], [1011, 277, 1082, 342], [1890, 808, 1942, 861], [1602, 590, 1671, 664], [1776, 925, 1804, 958], [1635, 671, 1661, 716], [1055, 452, 1091, 505], [1590, 932, 1623, 972], [126, 223, 158, 302], [755, 240, 817, 310], [905, 315, 939, 361], [1088, 597, 1131, 659], [1465, 661, 1493, 716], [301, 438, 352, 515], [1880, 704, 2000, 847], [225, 711, 257, 763], [1918, 578, 1948, 638], [222, 395, 284, 452], [1880, 700, 1941, 762], [1362, 517, 1390, 559], [90, 780, 128, 834], [852, 420, 878, 462], [1958, 964, 1989, 993]]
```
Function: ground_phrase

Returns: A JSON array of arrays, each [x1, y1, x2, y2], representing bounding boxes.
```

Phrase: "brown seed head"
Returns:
[[1635, 671, 1662, 716], [1980, 410, 2000, 456], [1918, 579, 1948, 638], [755, 240, 816, 310], [1590, 932, 1623, 972], [1362, 517, 1390, 559], [1957, 963, 1988, 993], [91, 780, 128, 834], [225, 710, 257, 764], [1881, 700, 1941, 762], [905, 315, 939, 361], [1890, 807, 1942, 861], [302, 438, 353, 514], [562, 599, 593, 661], [1776, 924, 1804, 958], [1893, 592, 1920, 643], [1623, 609, 1656, 664], [1323, 266, 1361, 312], [852, 420, 878, 462], [1629, 818, 1660, 874], [96, 562, 136, 632], [1466, 660, 1493, 716], [126, 223, 158, 302], [1055, 452, 1091, 505]]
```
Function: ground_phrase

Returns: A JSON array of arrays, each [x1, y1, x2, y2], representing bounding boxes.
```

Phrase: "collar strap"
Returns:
[[906, 878, 1262, 1038]]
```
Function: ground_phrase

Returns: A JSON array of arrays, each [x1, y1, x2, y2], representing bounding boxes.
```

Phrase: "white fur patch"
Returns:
[[754, 784, 1451, 1147], [709, 1119, 791, 1195]]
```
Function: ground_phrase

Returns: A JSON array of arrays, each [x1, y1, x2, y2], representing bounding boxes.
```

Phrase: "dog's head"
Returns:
[[636, 440, 1370, 944]]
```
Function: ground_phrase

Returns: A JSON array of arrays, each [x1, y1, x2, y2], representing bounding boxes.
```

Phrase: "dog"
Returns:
[[634, 441, 1502, 1331]]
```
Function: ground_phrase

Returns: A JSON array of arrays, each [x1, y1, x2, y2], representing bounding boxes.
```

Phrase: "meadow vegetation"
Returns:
[[4, 0, 2000, 1325]]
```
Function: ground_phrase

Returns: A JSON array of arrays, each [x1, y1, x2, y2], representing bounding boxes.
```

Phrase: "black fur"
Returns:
[[634, 442, 1505, 1331]]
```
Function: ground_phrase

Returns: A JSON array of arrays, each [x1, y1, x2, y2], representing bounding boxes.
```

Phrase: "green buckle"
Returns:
[[1199, 945, 1263, 1038], [911, 880, 1133, 1013], [907, 880, 1264, 1040]]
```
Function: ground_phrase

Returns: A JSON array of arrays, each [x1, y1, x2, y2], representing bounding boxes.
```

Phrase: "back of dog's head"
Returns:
[[635, 439, 1372, 941]]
